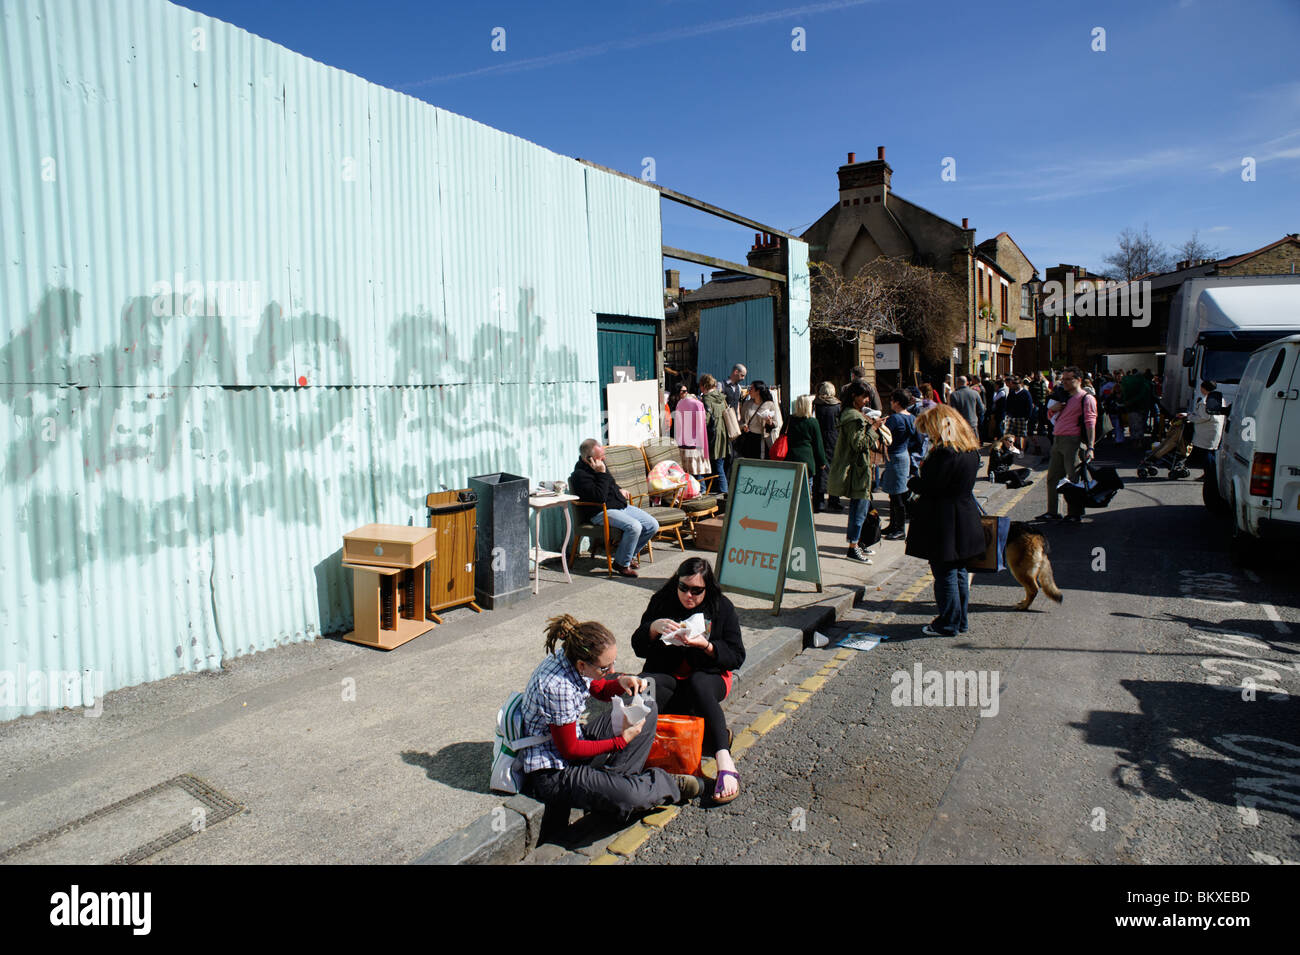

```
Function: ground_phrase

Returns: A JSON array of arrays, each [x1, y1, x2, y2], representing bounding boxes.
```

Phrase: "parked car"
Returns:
[[1208, 334, 1300, 562]]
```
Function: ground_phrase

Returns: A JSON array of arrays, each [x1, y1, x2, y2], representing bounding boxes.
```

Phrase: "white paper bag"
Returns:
[[611, 691, 651, 734], [661, 612, 706, 646]]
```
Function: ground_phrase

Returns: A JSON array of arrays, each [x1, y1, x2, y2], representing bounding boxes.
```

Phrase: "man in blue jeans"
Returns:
[[568, 439, 659, 578]]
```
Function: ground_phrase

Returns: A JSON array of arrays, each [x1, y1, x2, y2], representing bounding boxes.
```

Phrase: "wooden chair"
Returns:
[[641, 439, 720, 535], [604, 444, 687, 554], [568, 446, 687, 574]]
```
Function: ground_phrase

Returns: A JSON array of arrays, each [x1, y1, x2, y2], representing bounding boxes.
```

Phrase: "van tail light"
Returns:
[[1249, 453, 1276, 497]]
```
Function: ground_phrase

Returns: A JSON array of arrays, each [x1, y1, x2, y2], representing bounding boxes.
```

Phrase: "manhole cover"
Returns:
[[0, 774, 243, 865]]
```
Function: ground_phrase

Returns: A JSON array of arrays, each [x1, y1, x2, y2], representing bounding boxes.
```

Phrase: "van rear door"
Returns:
[[1273, 344, 1300, 517]]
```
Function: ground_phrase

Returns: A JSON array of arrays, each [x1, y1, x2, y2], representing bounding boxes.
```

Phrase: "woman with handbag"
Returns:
[[904, 404, 984, 637], [632, 558, 746, 805], [736, 381, 782, 459], [520, 615, 700, 819], [828, 381, 886, 563]]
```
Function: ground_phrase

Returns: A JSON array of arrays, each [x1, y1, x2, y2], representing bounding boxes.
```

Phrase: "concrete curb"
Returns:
[[412, 583, 865, 865]]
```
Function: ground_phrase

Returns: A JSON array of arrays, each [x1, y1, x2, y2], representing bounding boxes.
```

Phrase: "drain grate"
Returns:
[[0, 773, 243, 865]]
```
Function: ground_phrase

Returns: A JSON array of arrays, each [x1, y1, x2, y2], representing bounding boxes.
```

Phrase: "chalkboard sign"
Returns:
[[714, 459, 823, 613]]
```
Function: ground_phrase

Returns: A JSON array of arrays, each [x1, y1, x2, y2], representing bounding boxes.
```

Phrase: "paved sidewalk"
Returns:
[[0, 478, 1022, 865]]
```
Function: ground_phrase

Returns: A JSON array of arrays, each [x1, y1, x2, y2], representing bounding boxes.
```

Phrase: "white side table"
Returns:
[[528, 493, 579, 594]]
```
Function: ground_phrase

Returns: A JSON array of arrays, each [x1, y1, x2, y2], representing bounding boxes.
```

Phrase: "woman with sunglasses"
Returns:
[[631, 558, 746, 804], [520, 614, 699, 819]]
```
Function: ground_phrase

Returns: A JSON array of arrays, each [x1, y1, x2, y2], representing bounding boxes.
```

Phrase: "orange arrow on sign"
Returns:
[[739, 516, 778, 532]]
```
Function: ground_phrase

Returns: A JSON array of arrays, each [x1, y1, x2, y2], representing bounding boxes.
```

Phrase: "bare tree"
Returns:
[[810, 258, 966, 363], [1102, 224, 1173, 280], [1174, 229, 1221, 265]]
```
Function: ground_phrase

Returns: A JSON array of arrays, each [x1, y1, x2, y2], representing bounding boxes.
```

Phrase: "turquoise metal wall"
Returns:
[[696, 298, 778, 389], [0, 0, 662, 718], [787, 239, 813, 398]]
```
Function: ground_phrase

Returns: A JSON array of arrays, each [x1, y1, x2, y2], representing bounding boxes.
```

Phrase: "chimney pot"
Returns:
[[754, 233, 762, 248], [877, 146, 885, 161], [962, 217, 969, 230], [847, 151, 856, 164]]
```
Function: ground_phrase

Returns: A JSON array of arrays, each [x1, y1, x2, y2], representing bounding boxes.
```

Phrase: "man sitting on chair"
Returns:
[[569, 439, 659, 578]]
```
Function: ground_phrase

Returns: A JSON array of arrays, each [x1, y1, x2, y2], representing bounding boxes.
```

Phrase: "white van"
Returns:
[[1209, 334, 1300, 561]]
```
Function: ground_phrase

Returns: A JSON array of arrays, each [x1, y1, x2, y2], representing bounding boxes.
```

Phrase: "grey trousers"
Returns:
[[1047, 435, 1083, 515], [523, 699, 679, 818]]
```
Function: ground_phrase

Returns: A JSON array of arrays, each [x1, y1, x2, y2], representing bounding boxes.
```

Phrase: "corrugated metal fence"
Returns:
[[0, 0, 662, 718]]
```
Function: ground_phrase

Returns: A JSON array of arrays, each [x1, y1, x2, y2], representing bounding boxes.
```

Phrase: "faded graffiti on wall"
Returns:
[[2, 286, 596, 585]]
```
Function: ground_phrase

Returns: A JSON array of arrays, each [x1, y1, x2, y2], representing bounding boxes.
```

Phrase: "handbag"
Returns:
[[645, 714, 704, 776], [858, 506, 882, 546], [770, 434, 789, 460], [722, 406, 742, 440], [968, 496, 1010, 573]]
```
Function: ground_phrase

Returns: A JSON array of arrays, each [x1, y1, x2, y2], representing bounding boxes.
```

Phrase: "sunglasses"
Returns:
[[677, 581, 706, 597]]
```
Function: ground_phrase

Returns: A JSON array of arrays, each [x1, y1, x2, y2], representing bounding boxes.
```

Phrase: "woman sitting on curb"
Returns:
[[632, 558, 746, 805], [520, 614, 702, 819]]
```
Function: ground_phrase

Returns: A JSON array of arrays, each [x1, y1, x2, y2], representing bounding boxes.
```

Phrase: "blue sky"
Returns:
[[185, 0, 1300, 284]]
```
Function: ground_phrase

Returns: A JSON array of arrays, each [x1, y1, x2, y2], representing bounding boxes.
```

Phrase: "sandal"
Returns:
[[712, 769, 741, 805]]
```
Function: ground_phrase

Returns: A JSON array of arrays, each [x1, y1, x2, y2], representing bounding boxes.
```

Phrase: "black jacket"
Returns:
[[568, 458, 627, 511], [904, 448, 984, 564], [814, 400, 840, 459], [632, 588, 745, 676], [1006, 388, 1034, 419]]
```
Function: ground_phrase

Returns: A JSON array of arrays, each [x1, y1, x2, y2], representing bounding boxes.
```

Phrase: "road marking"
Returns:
[[1262, 604, 1290, 634]]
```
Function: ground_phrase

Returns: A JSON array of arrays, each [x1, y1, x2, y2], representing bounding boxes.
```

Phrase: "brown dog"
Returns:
[[1003, 521, 1063, 610]]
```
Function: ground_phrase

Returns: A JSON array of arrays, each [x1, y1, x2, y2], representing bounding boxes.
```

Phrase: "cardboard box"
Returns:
[[343, 524, 436, 569], [692, 517, 725, 553]]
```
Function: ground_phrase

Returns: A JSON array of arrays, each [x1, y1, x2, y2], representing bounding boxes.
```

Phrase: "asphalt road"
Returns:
[[635, 443, 1300, 864]]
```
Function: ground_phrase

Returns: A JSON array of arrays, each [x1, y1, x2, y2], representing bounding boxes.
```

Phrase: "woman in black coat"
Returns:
[[633, 557, 745, 804], [905, 404, 985, 636], [813, 382, 842, 512]]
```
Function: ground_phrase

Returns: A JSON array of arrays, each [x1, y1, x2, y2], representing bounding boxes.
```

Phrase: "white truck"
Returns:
[[1162, 275, 1300, 417]]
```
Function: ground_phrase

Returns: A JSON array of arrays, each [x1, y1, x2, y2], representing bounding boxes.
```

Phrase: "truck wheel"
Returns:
[[1201, 474, 1229, 515], [1227, 492, 1257, 567]]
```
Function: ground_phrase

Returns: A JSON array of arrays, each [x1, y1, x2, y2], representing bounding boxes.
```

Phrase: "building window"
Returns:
[[1001, 284, 1008, 323], [1021, 284, 1029, 318]]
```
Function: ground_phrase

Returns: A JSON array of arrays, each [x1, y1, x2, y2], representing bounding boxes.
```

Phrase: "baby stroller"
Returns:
[[1136, 419, 1191, 479]]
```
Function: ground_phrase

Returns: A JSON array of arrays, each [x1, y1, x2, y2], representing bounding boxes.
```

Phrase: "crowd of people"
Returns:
[[534, 360, 1182, 827]]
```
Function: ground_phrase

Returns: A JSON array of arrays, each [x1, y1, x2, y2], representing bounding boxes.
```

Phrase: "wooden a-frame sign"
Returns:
[[713, 458, 822, 614]]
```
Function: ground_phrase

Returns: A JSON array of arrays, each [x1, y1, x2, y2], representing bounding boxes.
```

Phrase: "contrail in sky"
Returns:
[[398, 0, 876, 89]]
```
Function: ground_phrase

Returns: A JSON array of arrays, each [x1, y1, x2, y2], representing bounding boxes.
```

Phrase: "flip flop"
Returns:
[[712, 769, 741, 805]]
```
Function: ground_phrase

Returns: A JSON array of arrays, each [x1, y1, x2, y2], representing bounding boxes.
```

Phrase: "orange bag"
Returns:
[[645, 714, 704, 776]]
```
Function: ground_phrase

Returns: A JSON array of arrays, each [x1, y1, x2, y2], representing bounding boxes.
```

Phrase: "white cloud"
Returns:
[[399, 0, 878, 89]]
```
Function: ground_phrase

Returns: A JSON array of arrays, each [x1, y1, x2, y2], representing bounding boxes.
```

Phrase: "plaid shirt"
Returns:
[[520, 649, 591, 773]]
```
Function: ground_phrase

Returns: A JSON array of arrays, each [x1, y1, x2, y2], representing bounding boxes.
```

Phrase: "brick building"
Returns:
[[800, 148, 1037, 394]]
